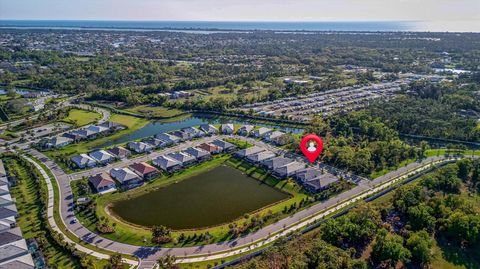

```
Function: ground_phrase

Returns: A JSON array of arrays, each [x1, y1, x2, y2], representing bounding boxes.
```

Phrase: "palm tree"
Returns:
[[157, 254, 176, 269], [107, 253, 123, 269]]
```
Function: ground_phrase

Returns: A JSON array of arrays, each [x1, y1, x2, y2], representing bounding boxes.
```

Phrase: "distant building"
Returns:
[[235, 146, 265, 158]]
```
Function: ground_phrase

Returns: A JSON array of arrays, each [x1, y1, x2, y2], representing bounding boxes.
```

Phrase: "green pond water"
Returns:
[[110, 164, 289, 230]]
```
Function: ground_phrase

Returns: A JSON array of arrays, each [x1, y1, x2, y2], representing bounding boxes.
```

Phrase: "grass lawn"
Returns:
[[369, 157, 417, 179], [124, 105, 186, 118], [44, 114, 149, 162], [425, 148, 480, 157], [5, 156, 83, 268], [73, 154, 310, 247], [61, 108, 102, 127]]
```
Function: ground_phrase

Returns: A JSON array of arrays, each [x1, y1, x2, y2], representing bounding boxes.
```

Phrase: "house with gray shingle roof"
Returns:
[[184, 147, 211, 162], [252, 127, 272, 138], [235, 146, 265, 158], [246, 151, 276, 164], [167, 152, 196, 167], [237, 125, 254, 136], [199, 124, 218, 135], [110, 168, 143, 189], [71, 154, 96, 169], [261, 157, 294, 170], [221, 124, 234, 134], [211, 139, 236, 152], [152, 156, 182, 173], [89, 150, 114, 165], [273, 162, 305, 179]]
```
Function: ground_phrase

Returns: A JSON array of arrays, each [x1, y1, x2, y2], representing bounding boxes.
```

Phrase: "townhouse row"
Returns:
[[86, 139, 236, 193], [235, 146, 340, 193]]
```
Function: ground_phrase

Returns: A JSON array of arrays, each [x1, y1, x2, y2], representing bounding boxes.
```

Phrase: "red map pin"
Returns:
[[300, 134, 324, 163]]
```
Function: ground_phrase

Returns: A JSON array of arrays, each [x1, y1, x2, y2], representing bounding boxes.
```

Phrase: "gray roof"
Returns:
[[89, 150, 114, 162], [247, 151, 276, 163], [71, 154, 96, 167], [47, 136, 73, 146], [238, 125, 254, 133], [153, 155, 182, 169], [295, 168, 323, 181], [262, 157, 294, 169], [110, 168, 140, 184], [0, 245, 28, 263], [167, 152, 196, 163], [211, 139, 235, 150], [155, 133, 179, 143], [199, 124, 218, 133], [274, 162, 305, 176], [184, 147, 210, 159], [0, 160, 6, 178], [235, 146, 265, 157], [0, 208, 16, 219], [304, 174, 339, 190], [0, 231, 22, 246], [0, 260, 34, 269]]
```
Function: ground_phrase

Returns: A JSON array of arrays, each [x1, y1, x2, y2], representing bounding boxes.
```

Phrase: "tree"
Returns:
[[106, 253, 123, 269], [157, 254, 176, 269], [406, 230, 434, 266], [371, 229, 411, 268]]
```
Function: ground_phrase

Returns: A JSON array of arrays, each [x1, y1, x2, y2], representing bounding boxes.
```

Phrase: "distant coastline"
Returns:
[[1, 20, 478, 33], [0, 20, 416, 32]]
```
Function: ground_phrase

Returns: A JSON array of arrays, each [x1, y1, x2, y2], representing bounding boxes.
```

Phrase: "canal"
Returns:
[[110, 164, 289, 230], [97, 114, 304, 148]]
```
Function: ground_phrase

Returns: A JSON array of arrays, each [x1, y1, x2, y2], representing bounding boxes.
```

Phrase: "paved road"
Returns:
[[9, 103, 110, 149], [23, 135, 460, 268]]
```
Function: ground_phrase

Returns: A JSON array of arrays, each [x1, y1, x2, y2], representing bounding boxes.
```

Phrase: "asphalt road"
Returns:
[[23, 135, 456, 268]]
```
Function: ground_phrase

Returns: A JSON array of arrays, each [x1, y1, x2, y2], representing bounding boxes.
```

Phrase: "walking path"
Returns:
[[21, 134, 468, 268]]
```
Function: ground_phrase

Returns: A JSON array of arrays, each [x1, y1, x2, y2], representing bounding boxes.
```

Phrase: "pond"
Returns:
[[109, 164, 289, 230], [97, 114, 304, 148]]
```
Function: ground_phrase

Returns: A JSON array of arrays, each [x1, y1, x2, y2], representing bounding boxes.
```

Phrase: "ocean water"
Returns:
[[0, 20, 417, 32]]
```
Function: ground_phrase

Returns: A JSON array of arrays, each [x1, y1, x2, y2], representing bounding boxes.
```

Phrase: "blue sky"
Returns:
[[1, 0, 479, 23]]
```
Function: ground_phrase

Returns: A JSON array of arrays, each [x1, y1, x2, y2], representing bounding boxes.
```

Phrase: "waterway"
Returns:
[[97, 114, 304, 148], [110, 164, 289, 229]]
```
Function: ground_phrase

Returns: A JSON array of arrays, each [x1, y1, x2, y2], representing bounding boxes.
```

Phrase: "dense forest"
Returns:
[[366, 75, 480, 142]]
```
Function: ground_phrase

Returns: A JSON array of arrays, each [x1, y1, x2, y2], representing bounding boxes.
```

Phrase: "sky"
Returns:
[[1, 0, 479, 23]]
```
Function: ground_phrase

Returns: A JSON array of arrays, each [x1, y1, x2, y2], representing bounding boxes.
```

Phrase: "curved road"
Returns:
[[22, 134, 465, 268]]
